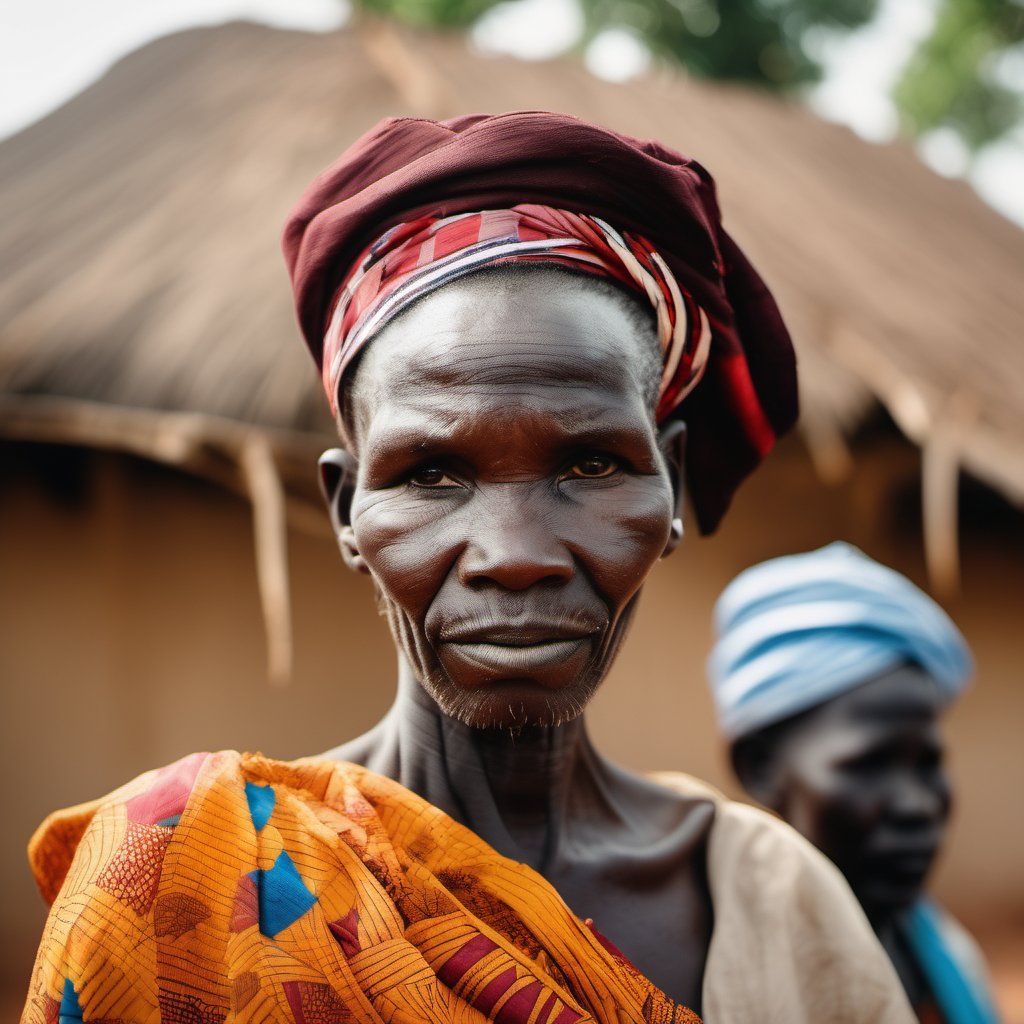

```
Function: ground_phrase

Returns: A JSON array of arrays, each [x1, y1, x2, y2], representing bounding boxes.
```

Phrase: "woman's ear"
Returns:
[[318, 448, 369, 574], [658, 419, 687, 556]]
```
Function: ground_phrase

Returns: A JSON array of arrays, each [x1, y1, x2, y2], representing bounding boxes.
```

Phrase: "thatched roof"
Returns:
[[2, 19, 1022, 671]]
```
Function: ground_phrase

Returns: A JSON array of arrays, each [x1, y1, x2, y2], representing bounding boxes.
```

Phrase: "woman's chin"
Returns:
[[423, 673, 601, 730]]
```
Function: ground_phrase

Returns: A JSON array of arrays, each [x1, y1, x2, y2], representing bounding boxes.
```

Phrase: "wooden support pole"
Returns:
[[240, 434, 293, 686], [921, 431, 960, 597]]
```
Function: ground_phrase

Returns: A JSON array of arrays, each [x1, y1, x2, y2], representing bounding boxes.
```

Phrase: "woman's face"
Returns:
[[341, 270, 679, 730], [766, 664, 951, 921]]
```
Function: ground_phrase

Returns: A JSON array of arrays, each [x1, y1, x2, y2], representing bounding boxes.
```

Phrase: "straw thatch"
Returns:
[[2, 19, 1022, 672]]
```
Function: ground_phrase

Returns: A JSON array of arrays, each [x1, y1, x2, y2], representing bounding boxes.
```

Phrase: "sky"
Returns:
[[1, 0, 1022, 225]]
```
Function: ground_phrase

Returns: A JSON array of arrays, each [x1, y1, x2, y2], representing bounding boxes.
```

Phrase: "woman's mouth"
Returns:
[[435, 620, 601, 682], [441, 636, 592, 675]]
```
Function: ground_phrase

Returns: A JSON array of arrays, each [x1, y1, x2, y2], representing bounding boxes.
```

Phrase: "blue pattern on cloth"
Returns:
[[250, 850, 317, 937], [708, 542, 973, 739], [59, 977, 83, 1022], [906, 901, 1001, 1024], [245, 780, 276, 832]]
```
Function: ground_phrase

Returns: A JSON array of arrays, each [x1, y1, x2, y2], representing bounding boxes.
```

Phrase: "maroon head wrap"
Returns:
[[283, 111, 797, 533]]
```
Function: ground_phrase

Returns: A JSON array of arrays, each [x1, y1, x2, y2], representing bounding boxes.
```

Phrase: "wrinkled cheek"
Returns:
[[594, 593, 643, 668], [358, 532, 445, 679], [573, 500, 672, 604], [370, 549, 439, 613], [353, 503, 455, 616]]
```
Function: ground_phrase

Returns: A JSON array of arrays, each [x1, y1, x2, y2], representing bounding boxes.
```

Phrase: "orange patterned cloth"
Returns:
[[23, 751, 701, 1024]]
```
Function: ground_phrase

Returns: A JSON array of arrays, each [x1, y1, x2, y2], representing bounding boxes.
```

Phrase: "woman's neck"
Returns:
[[325, 657, 718, 1008], [330, 657, 603, 869]]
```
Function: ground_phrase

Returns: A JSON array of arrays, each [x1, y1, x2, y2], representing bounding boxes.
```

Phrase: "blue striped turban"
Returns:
[[707, 543, 973, 740]]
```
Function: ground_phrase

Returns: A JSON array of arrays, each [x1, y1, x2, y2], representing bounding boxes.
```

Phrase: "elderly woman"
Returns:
[[24, 114, 911, 1024], [709, 542, 1000, 1024]]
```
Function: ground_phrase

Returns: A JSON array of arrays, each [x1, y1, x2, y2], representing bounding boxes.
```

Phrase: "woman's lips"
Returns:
[[439, 622, 601, 645], [436, 622, 598, 679], [439, 636, 593, 676], [436, 618, 602, 681]]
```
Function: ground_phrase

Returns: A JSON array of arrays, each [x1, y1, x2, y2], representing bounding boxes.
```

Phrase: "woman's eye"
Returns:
[[408, 467, 458, 488], [567, 455, 619, 479]]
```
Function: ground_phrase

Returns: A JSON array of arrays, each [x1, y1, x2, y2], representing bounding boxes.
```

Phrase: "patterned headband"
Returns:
[[321, 204, 711, 421]]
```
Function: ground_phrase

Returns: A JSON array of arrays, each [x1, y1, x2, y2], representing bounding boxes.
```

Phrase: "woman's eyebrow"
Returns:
[[363, 420, 461, 465], [365, 414, 655, 464]]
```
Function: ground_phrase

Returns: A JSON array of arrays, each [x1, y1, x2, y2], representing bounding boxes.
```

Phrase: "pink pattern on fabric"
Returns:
[[229, 875, 259, 932], [125, 752, 209, 826], [320, 205, 710, 423]]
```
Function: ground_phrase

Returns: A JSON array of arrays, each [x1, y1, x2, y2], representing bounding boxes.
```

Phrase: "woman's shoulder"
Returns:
[[29, 750, 365, 904], [647, 769, 729, 803], [650, 770, 915, 1024], [649, 768, 844, 881], [648, 769, 853, 909], [24, 750, 393, 1023], [30, 751, 212, 904]]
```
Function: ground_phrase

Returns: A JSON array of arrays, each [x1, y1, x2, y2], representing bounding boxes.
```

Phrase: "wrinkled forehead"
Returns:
[[342, 268, 658, 450]]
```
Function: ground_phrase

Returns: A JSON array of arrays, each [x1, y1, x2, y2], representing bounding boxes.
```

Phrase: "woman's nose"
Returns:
[[889, 771, 950, 824], [457, 486, 574, 590]]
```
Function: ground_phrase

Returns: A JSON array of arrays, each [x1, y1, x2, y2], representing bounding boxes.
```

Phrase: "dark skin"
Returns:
[[320, 269, 714, 1009], [732, 662, 950, 1010]]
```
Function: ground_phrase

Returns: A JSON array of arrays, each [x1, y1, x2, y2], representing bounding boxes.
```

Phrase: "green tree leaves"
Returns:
[[355, 0, 1024, 150], [893, 0, 1024, 149]]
